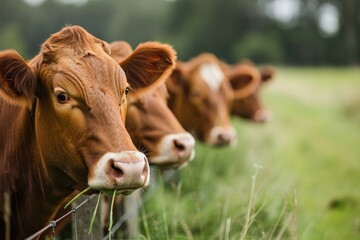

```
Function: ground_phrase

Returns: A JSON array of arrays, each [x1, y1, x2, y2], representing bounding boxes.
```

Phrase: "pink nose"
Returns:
[[108, 157, 148, 186], [254, 109, 272, 122], [172, 133, 196, 161], [209, 126, 237, 147], [216, 132, 233, 146], [89, 151, 149, 193]]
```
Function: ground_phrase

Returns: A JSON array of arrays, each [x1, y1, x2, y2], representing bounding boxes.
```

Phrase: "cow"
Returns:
[[0, 25, 176, 239], [166, 53, 237, 147], [100, 41, 197, 238], [221, 60, 275, 122], [49, 40, 195, 239], [110, 40, 196, 169]]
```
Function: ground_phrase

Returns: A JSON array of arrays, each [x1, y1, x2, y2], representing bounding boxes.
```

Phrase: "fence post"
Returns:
[[72, 195, 103, 240], [3, 192, 10, 240], [122, 192, 141, 238]]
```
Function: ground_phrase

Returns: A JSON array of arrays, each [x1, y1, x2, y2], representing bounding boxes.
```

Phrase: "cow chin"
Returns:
[[149, 133, 196, 170], [88, 151, 150, 193]]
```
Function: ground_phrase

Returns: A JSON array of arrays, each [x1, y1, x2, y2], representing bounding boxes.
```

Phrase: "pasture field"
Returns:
[[139, 67, 360, 240]]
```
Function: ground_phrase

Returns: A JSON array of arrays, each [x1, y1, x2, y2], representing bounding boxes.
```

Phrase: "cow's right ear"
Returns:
[[165, 62, 186, 95], [0, 50, 37, 106], [260, 66, 275, 83], [120, 41, 176, 96], [228, 65, 261, 99]]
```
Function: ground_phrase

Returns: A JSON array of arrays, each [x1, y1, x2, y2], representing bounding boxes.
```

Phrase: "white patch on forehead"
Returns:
[[199, 63, 225, 92]]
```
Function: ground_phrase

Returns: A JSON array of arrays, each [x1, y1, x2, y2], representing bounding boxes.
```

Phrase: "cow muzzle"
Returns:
[[150, 132, 196, 169], [254, 109, 272, 123], [208, 126, 237, 147], [88, 151, 149, 194]]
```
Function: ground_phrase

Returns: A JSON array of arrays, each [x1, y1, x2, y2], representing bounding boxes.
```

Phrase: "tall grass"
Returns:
[[139, 67, 360, 240]]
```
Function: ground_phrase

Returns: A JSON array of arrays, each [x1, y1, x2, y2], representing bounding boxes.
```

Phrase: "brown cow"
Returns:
[[100, 41, 197, 238], [221, 60, 275, 122], [110, 40, 196, 169], [166, 53, 236, 146], [0, 25, 176, 239]]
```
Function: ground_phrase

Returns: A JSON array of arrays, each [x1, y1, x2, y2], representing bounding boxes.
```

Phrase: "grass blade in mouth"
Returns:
[[88, 192, 102, 235], [108, 189, 117, 240], [64, 187, 91, 209]]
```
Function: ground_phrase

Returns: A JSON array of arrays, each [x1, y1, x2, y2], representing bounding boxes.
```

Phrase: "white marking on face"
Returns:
[[199, 63, 225, 92]]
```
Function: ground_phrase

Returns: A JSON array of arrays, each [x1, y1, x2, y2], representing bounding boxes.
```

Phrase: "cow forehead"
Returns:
[[199, 63, 225, 92], [48, 54, 124, 90]]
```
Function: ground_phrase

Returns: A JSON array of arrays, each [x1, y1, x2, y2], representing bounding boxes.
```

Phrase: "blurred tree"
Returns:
[[106, 0, 171, 46], [0, 23, 27, 56], [231, 31, 284, 64], [301, 0, 359, 65], [335, 0, 359, 65], [165, 0, 269, 62], [0, 0, 357, 65]]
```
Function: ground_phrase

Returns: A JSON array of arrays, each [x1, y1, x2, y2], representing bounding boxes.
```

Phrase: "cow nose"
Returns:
[[209, 126, 237, 147], [149, 132, 196, 168], [217, 132, 232, 145], [89, 151, 150, 193], [172, 132, 196, 161], [109, 157, 148, 181], [254, 109, 272, 122]]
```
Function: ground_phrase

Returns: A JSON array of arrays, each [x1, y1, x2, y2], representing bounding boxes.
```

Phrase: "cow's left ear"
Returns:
[[110, 40, 133, 63], [228, 65, 261, 99], [0, 50, 37, 107], [260, 66, 275, 83], [120, 42, 176, 95], [165, 62, 187, 95]]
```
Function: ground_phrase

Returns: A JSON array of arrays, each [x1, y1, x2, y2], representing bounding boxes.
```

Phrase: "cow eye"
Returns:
[[55, 92, 70, 103], [125, 87, 130, 95]]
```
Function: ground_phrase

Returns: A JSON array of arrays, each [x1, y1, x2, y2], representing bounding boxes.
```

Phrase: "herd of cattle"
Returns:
[[0, 25, 274, 239]]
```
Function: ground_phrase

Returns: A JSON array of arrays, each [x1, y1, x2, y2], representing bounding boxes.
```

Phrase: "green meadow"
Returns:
[[140, 67, 360, 240]]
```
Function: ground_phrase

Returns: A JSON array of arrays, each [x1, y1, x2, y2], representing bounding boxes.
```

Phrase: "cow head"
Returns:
[[167, 53, 236, 147], [223, 61, 275, 123], [110, 41, 195, 170], [0, 26, 176, 195]]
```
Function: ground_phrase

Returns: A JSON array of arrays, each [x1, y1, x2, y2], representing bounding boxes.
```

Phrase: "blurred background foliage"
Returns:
[[0, 0, 359, 65]]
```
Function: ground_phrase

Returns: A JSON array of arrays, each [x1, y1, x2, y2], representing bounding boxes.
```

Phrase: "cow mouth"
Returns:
[[101, 188, 138, 196]]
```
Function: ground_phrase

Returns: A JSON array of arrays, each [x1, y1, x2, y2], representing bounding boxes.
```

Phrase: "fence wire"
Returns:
[[24, 168, 176, 240], [24, 195, 95, 240]]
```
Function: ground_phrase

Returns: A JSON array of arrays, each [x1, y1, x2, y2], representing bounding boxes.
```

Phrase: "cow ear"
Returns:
[[228, 65, 261, 99], [0, 50, 37, 107], [110, 41, 133, 63], [165, 62, 186, 95], [120, 41, 176, 95], [260, 66, 275, 83]]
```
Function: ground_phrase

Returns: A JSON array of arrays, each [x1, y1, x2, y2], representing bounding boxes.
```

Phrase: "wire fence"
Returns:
[[23, 168, 176, 240], [25, 195, 95, 240]]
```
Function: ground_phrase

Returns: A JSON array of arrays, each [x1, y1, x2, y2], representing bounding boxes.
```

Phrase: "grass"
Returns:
[[138, 67, 360, 240]]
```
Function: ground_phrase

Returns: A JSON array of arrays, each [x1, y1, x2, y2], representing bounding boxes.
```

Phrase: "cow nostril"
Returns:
[[217, 134, 231, 145], [142, 158, 149, 178], [110, 161, 124, 178], [173, 139, 186, 152]]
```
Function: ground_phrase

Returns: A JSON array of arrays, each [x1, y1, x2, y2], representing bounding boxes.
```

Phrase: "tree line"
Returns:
[[0, 0, 359, 66]]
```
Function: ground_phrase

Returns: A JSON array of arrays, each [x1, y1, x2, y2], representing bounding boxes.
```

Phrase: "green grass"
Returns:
[[139, 67, 360, 240]]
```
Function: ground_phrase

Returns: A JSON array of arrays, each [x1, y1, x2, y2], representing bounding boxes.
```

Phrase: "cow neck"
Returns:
[[2, 102, 73, 239]]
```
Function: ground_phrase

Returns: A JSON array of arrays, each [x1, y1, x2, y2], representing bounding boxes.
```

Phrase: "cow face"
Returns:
[[126, 84, 195, 169], [110, 41, 195, 170], [0, 26, 176, 195], [225, 62, 275, 123], [167, 53, 236, 147]]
